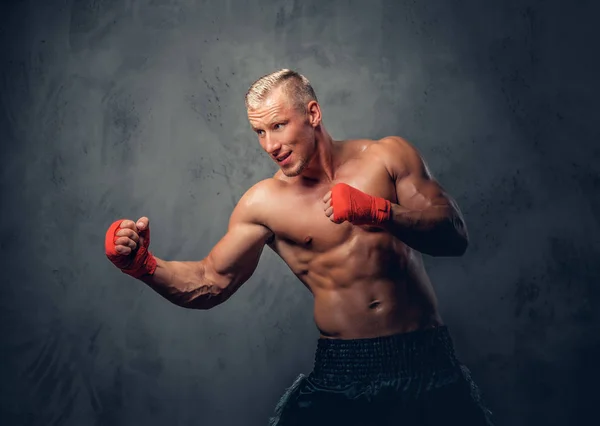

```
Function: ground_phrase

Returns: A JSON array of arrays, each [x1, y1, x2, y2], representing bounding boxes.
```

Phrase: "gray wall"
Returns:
[[1, 0, 599, 425]]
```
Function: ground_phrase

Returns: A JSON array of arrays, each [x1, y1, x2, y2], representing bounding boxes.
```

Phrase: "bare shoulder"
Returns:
[[338, 137, 421, 177], [339, 137, 414, 158], [369, 136, 429, 179], [232, 178, 285, 226], [243, 177, 285, 199], [372, 135, 419, 157]]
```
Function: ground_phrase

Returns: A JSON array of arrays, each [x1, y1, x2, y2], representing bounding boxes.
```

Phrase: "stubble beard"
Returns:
[[281, 131, 316, 177], [282, 156, 308, 177]]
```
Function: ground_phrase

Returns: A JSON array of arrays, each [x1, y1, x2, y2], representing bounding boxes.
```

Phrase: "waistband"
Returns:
[[310, 325, 460, 383]]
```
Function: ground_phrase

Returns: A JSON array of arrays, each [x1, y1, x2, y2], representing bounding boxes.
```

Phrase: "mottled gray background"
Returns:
[[1, 0, 599, 425]]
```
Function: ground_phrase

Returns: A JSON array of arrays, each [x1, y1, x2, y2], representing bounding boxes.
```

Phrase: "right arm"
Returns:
[[139, 181, 274, 309]]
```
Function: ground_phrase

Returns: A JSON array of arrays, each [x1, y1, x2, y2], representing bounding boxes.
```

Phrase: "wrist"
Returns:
[[121, 250, 157, 278], [371, 196, 392, 225]]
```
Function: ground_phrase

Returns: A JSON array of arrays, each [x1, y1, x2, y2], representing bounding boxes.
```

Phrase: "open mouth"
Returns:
[[276, 152, 291, 162]]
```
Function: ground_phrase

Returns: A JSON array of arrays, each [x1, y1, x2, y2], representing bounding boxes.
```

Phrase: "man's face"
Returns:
[[247, 88, 316, 177]]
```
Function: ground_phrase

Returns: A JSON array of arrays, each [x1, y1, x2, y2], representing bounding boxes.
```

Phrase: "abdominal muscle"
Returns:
[[279, 231, 444, 340]]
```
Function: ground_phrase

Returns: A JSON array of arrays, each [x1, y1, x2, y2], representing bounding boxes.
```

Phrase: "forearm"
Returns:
[[383, 202, 469, 256], [138, 257, 226, 309]]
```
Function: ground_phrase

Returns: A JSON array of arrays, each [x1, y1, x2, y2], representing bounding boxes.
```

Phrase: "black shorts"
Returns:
[[269, 326, 494, 426]]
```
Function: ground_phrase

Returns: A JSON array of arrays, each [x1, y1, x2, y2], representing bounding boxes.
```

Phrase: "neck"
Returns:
[[299, 126, 337, 183]]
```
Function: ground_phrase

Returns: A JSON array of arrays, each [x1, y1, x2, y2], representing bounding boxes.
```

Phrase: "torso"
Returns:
[[262, 139, 442, 339]]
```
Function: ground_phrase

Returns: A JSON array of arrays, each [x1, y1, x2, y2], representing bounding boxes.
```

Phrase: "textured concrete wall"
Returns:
[[1, 0, 599, 425]]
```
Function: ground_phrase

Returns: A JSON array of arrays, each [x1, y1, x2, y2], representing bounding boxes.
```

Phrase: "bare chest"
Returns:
[[267, 158, 397, 253]]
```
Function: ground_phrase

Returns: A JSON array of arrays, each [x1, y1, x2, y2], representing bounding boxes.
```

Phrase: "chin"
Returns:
[[282, 160, 306, 177], [282, 168, 301, 178]]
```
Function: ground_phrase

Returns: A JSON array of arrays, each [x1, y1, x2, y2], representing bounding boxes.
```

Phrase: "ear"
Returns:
[[306, 101, 322, 127]]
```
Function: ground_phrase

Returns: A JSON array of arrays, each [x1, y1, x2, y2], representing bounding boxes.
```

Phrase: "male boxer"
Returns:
[[105, 69, 493, 425]]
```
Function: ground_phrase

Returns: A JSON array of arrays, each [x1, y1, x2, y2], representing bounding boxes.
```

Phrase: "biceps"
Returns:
[[205, 222, 271, 287], [395, 175, 452, 211]]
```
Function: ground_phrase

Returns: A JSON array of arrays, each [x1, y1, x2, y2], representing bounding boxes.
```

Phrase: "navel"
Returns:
[[304, 236, 312, 245], [368, 300, 382, 310]]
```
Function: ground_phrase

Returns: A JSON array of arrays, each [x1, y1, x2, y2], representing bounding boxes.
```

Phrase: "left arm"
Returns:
[[378, 136, 469, 257]]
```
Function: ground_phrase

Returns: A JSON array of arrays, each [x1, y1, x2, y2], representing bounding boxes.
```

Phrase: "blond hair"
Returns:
[[245, 69, 318, 113]]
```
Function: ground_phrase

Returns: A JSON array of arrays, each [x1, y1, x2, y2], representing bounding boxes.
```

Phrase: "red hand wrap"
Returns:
[[331, 183, 392, 225], [104, 219, 157, 278]]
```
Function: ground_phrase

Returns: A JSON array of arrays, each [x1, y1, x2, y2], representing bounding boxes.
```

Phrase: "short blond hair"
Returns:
[[245, 69, 318, 112]]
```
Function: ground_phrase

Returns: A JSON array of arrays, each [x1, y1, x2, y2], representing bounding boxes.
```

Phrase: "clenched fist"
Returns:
[[322, 183, 392, 226], [104, 217, 157, 278]]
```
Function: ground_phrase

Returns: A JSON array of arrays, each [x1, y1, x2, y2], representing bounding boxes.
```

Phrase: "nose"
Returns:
[[263, 134, 282, 156]]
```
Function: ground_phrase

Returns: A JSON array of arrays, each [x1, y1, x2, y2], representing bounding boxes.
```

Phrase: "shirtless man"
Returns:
[[105, 69, 493, 425]]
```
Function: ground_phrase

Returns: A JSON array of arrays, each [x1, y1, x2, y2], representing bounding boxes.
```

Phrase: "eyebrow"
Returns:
[[251, 117, 286, 131]]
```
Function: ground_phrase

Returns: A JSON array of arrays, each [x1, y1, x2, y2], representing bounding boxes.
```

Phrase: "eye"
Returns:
[[256, 129, 265, 136], [274, 123, 285, 130]]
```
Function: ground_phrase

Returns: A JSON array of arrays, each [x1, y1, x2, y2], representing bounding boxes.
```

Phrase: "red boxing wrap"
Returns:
[[331, 183, 392, 225], [104, 219, 157, 278]]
